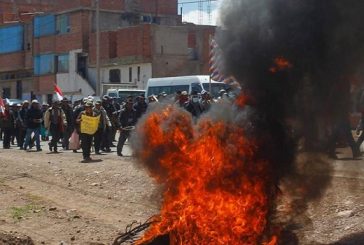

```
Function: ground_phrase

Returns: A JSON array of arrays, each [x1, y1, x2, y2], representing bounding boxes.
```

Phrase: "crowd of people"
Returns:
[[1, 88, 361, 161], [0, 89, 222, 162]]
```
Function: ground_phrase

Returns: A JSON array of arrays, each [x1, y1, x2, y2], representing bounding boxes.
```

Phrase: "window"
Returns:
[[0, 25, 24, 54], [118, 91, 146, 102], [34, 14, 56, 37], [147, 85, 189, 96], [109, 69, 121, 83], [34, 54, 55, 75], [56, 14, 70, 34], [2, 88, 11, 99], [202, 83, 230, 98], [129, 67, 133, 83], [191, 83, 203, 94], [137, 66, 141, 81], [57, 54, 69, 73]]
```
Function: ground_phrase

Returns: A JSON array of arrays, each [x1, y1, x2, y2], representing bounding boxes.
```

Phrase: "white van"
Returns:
[[145, 75, 228, 98]]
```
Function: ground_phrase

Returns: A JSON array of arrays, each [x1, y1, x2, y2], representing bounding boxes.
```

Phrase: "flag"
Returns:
[[209, 38, 225, 82], [54, 84, 64, 101], [0, 97, 4, 113], [209, 38, 240, 88]]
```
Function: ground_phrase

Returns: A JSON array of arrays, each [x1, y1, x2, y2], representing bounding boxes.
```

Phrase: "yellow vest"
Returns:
[[80, 114, 100, 135]]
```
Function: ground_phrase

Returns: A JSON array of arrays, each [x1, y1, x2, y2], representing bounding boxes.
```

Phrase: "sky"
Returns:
[[179, 0, 222, 26]]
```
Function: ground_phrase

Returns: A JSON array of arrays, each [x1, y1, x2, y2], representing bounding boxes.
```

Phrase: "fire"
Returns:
[[134, 98, 278, 244], [269, 57, 293, 73]]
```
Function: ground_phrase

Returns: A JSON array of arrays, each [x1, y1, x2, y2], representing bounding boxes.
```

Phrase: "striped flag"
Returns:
[[209, 38, 240, 87], [0, 97, 4, 113], [54, 84, 64, 101]]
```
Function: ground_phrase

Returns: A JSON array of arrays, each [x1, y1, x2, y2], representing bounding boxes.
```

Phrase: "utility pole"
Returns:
[[96, 0, 101, 95]]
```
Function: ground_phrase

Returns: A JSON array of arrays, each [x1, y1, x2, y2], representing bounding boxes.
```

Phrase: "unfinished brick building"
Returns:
[[0, 0, 214, 101]]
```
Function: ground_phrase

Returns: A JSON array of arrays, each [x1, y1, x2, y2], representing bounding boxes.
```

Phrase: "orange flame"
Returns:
[[135, 98, 278, 245], [269, 57, 293, 73]]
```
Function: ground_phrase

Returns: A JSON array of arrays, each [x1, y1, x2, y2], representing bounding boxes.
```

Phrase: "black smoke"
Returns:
[[217, 0, 364, 241], [217, 0, 364, 181], [218, 0, 364, 148]]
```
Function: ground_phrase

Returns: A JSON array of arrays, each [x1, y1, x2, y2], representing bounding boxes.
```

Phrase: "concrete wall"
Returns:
[[151, 25, 196, 77], [56, 49, 95, 98], [91, 12, 130, 32], [88, 62, 152, 92], [153, 25, 188, 56]]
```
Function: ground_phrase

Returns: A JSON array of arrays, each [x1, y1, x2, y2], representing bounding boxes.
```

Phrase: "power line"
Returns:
[[207, 0, 212, 25], [179, 0, 217, 25], [198, 0, 203, 24]]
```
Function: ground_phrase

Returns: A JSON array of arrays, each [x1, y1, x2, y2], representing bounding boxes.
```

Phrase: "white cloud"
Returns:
[[182, 8, 220, 26], [182, 0, 224, 26]]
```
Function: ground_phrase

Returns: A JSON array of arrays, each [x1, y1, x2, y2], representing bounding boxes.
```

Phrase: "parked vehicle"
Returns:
[[2, 98, 23, 106], [105, 89, 146, 103], [145, 75, 229, 98]]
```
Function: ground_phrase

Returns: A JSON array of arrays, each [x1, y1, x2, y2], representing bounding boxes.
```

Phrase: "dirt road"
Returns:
[[0, 143, 363, 244], [0, 143, 159, 244]]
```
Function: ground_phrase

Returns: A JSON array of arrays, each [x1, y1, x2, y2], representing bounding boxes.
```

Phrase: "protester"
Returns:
[[157, 92, 168, 102], [76, 102, 98, 161], [0, 103, 15, 149], [18, 100, 29, 149], [174, 90, 182, 103], [176, 91, 189, 107], [11, 104, 21, 146], [117, 99, 137, 157], [23, 100, 42, 151], [200, 91, 212, 112], [357, 118, 364, 149], [134, 95, 148, 119], [93, 100, 111, 154], [41, 103, 49, 141], [148, 95, 158, 103], [185, 91, 204, 118], [328, 114, 360, 159], [44, 101, 67, 153], [73, 98, 86, 125], [102, 96, 118, 148], [61, 98, 74, 150]]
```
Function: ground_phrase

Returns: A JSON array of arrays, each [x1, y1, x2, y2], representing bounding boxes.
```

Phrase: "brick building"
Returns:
[[0, 0, 214, 101]]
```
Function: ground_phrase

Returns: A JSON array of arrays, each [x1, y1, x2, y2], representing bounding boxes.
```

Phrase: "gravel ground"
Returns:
[[0, 140, 363, 245]]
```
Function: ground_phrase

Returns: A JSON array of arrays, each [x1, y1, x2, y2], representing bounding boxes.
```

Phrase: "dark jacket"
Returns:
[[0, 110, 15, 129], [73, 105, 84, 125], [13, 110, 22, 128], [118, 108, 137, 128], [93, 108, 111, 130], [62, 105, 74, 128], [185, 101, 204, 118], [103, 102, 118, 126], [133, 101, 148, 119], [19, 108, 28, 127], [26, 107, 43, 129]]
